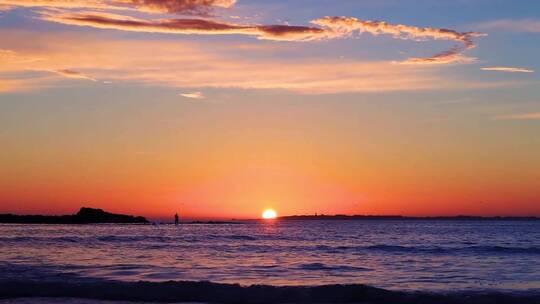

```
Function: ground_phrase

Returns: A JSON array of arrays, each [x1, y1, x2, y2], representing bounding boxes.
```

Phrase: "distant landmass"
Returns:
[[0, 207, 149, 224], [280, 215, 539, 221]]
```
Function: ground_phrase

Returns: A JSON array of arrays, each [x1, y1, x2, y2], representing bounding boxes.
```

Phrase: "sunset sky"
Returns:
[[1, 0, 539, 219]]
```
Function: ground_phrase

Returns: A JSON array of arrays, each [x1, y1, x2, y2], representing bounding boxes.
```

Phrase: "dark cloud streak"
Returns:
[[41, 11, 327, 41]]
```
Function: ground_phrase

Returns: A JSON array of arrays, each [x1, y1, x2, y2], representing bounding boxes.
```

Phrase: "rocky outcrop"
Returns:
[[0, 207, 149, 224]]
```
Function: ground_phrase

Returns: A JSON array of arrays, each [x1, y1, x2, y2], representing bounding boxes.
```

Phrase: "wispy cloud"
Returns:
[[5, 0, 487, 65], [40, 11, 327, 41], [39, 10, 486, 64], [2, 0, 236, 15], [1, 0, 127, 11], [54, 69, 97, 81], [119, 0, 236, 14], [312, 16, 486, 65], [478, 19, 540, 33], [481, 66, 534, 73], [494, 112, 540, 121], [0, 79, 26, 92], [0, 49, 41, 63], [312, 17, 484, 46], [1, 31, 496, 95], [402, 51, 477, 65], [180, 91, 204, 99]]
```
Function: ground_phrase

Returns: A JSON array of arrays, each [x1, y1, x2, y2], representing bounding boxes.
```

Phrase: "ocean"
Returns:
[[0, 220, 539, 303]]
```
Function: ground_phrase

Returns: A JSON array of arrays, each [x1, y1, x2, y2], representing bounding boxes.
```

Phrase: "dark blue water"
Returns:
[[0, 220, 539, 292]]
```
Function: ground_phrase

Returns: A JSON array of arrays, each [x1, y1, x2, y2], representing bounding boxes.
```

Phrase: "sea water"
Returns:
[[0, 220, 539, 292]]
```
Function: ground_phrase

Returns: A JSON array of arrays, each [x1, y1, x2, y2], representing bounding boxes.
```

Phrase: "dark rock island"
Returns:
[[0, 207, 149, 224]]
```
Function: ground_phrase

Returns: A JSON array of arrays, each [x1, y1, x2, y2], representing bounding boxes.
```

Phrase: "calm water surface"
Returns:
[[0, 220, 539, 292]]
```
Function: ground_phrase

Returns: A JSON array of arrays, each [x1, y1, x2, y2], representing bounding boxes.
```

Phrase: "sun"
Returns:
[[262, 209, 278, 219]]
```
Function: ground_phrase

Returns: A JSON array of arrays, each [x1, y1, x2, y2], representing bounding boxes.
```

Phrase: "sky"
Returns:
[[0, 0, 539, 219]]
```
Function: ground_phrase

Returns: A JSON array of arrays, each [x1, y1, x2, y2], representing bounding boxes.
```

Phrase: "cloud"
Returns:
[[40, 11, 487, 57], [1, 31, 495, 95], [312, 17, 484, 45], [402, 50, 477, 65], [0, 49, 21, 59], [312, 16, 486, 64], [481, 66, 534, 73], [1, 50, 96, 83], [0, 4, 13, 11], [0, 79, 27, 92], [40, 11, 327, 41], [1, 0, 124, 11], [2, 0, 236, 14], [54, 69, 97, 81], [124, 0, 236, 14], [0, 48, 44, 67], [180, 91, 204, 99], [494, 112, 540, 121], [5, 1, 487, 65], [478, 19, 540, 33]]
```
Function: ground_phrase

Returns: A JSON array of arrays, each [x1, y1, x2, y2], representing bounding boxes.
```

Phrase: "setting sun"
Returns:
[[262, 209, 278, 219]]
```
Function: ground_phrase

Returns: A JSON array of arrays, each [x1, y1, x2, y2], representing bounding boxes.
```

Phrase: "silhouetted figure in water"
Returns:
[[174, 213, 179, 225]]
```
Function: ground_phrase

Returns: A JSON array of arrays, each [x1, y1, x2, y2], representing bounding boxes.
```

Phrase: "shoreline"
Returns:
[[1, 207, 538, 225], [2, 217, 539, 225], [1, 280, 539, 304]]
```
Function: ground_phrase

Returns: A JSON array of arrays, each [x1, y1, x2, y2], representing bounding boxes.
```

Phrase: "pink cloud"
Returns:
[[481, 66, 534, 73], [2, 0, 236, 14], [40, 11, 326, 41], [0, 4, 13, 11], [312, 17, 485, 64], [54, 69, 97, 81], [179, 91, 205, 99], [1, 31, 490, 95]]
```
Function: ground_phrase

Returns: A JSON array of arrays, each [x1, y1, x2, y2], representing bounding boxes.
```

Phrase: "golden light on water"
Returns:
[[262, 209, 277, 219]]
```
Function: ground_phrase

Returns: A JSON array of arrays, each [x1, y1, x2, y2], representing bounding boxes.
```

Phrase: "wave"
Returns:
[[359, 245, 540, 255], [0, 236, 89, 243], [0, 279, 538, 304], [207, 234, 259, 241], [2, 235, 539, 256], [0, 234, 260, 243], [298, 263, 371, 272]]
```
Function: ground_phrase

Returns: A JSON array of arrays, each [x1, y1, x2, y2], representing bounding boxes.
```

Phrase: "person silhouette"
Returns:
[[174, 213, 179, 225]]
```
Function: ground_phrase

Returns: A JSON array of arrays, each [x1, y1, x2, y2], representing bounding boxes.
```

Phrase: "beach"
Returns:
[[0, 299, 197, 304], [0, 299, 206, 304], [1, 280, 540, 303]]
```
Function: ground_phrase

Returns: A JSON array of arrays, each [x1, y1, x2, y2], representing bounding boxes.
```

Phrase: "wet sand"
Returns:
[[1, 280, 539, 304], [0, 299, 206, 304]]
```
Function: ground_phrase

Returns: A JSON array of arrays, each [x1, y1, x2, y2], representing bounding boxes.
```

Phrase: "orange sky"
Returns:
[[1, 94, 539, 219]]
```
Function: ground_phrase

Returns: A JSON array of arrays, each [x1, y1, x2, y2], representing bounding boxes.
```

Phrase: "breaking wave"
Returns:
[[0, 279, 539, 304]]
